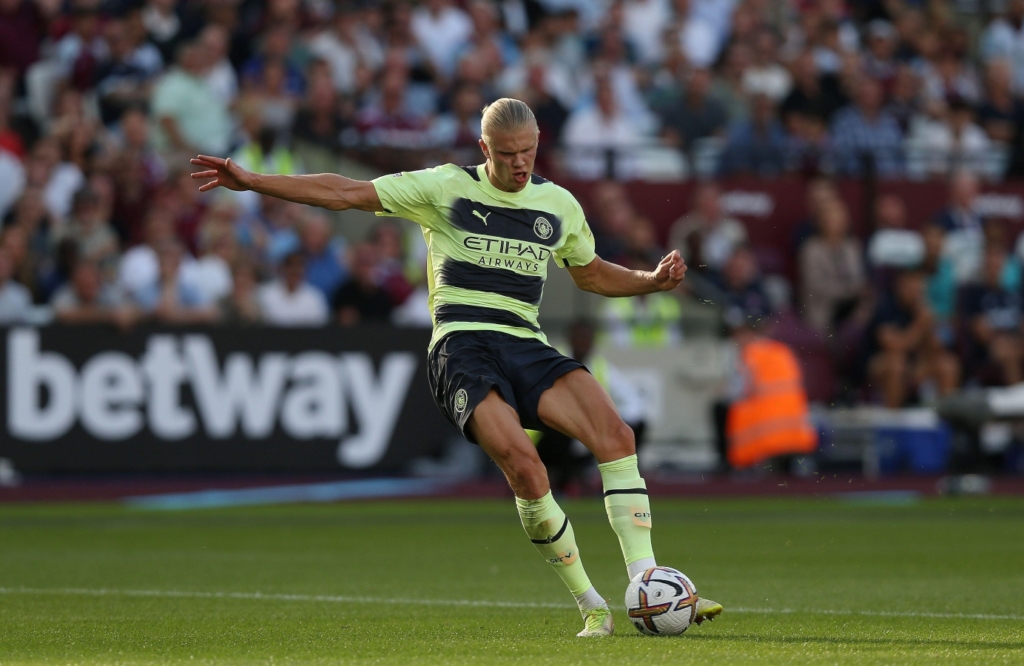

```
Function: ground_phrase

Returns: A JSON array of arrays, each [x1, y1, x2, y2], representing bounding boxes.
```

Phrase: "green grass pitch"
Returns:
[[1, 495, 1022, 665]]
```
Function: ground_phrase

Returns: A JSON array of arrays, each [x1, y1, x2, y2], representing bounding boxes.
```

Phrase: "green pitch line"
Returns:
[[1, 497, 1023, 665]]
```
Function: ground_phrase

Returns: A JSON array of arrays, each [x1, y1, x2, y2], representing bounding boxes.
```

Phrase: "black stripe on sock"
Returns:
[[530, 516, 569, 545], [603, 488, 649, 497]]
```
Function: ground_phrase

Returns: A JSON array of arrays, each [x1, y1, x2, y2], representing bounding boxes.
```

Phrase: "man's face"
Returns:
[[896, 273, 924, 307], [479, 127, 539, 192], [283, 257, 305, 289], [73, 265, 101, 303], [983, 249, 1005, 286], [952, 173, 978, 208], [696, 187, 720, 219], [857, 79, 882, 115]]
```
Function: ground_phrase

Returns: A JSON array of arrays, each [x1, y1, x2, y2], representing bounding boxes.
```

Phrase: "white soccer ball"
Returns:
[[624, 566, 699, 636]]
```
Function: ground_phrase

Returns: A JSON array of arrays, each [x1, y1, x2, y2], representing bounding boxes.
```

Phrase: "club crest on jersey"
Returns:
[[533, 217, 553, 240], [454, 388, 469, 413]]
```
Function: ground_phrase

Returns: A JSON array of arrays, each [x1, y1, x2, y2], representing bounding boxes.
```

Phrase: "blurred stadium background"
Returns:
[[3, 0, 1024, 501]]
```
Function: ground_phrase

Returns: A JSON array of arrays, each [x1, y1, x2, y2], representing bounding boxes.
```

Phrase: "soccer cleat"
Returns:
[[693, 598, 723, 625], [576, 606, 614, 637]]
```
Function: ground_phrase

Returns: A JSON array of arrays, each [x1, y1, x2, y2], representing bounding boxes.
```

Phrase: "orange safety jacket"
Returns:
[[726, 338, 818, 468]]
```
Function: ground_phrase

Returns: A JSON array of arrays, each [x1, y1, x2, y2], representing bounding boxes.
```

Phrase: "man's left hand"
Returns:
[[652, 250, 687, 291]]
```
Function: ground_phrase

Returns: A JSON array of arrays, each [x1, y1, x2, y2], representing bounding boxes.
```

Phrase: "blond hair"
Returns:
[[481, 98, 538, 144]]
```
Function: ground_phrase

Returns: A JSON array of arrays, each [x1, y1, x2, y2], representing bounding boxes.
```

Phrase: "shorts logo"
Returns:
[[533, 217, 553, 240], [453, 388, 469, 413]]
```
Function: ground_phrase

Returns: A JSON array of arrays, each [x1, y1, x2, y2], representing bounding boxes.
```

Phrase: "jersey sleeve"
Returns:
[[371, 167, 446, 230], [553, 197, 597, 268]]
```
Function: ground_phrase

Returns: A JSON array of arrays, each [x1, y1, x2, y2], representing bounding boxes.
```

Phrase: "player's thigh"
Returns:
[[467, 389, 549, 499], [536, 368, 634, 463]]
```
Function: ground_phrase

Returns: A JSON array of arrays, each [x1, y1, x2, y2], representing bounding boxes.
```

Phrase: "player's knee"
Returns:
[[502, 447, 548, 497], [604, 419, 636, 461]]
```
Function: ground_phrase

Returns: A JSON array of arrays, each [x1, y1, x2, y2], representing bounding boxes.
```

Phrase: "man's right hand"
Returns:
[[190, 155, 254, 192]]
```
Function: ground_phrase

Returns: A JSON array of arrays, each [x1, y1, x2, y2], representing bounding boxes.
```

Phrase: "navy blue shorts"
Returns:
[[427, 330, 585, 443]]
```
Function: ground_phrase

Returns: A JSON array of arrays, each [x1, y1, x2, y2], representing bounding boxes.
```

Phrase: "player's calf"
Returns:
[[516, 492, 609, 628], [599, 454, 657, 579]]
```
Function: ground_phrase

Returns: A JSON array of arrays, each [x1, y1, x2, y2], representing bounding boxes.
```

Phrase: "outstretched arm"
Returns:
[[190, 155, 384, 212], [566, 250, 686, 297]]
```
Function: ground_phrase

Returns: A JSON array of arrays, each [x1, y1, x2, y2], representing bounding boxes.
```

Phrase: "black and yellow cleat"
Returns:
[[694, 598, 723, 625]]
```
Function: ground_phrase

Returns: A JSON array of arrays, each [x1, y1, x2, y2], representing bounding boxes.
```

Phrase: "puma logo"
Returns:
[[472, 209, 491, 225]]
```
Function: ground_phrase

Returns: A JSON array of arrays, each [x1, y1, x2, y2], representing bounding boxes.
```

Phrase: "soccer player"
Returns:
[[191, 98, 722, 637]]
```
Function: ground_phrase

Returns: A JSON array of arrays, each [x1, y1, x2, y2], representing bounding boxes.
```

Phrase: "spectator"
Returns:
[[512, 58, 570, 152], [119, 207, 189, 302], [133, 242, 215, 322], [623, 0, 672, 66], [0, 246, 31, 323], [785, 110, 834, 175], [709, 42, 753, 125], [431, 83, 483, 149], [718, 93, 787, 176], [935, 170, 985, 282], [867, 194, 924, 270], [668, 182, 747, 273], [799, 200, 868, 332], [239, 24, 305, 100], [741, 29, 792, 103], [52, 2, 105, 91], [980, 0, 1024, 94], [885, 64, 922, 133], [372, 222, 414, 305], [410, 0, 473, 78], [657, 68, 727, 152], [961, 243, 1024, 386], [977, 60, 1020, 144], [713, 246, 773, 329], [831, 78, 905, 177], [198, 24, 238, 106], [292, 67, 350, 153], [601, 260, 683, 349], [94, 17, 163, 126], [56, 186, 119, 270], [672, 0, 722, 69], [333, 242, 393, 327], [0, 0, 53, 80], [586, 181, 633, 265], [218, 259, 262, 325], [191, 214, 237, 304], [780, 50, 846, 127], [862, 20, 898, 86], [357, 70, 432, 149], [867, 268, 960, 407], [0, 121, 25, 217], [921, 224, 957, 322], [52, 259, 136, 327], [28, 136, 85, 223], [921, 49, 982, 108], [259, 250, 329, 327], [562, 74, 650, 179], [300, 212, 347, 302], [908, 97, 992, 177], [309, 6, 383, 95], [230, 110, 302, 214], [142, 0, 185, 63], [150, 40, 233, 156]]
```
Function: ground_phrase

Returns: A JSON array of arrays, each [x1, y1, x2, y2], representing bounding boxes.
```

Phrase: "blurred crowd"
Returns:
[[584, 169, 1024, 408], [5, 0, 1024, 406]]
